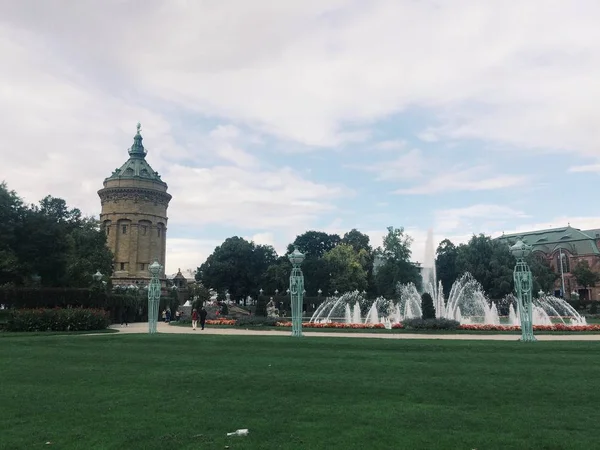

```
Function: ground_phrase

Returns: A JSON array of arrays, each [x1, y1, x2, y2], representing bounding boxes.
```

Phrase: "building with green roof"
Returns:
[[97, 124, 171, 286], [496, 225, 600, 301]]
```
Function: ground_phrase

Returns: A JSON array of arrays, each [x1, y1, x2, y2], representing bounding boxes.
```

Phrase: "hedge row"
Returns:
[[0, 287, 139, 310], [3, 308, 110, 332]]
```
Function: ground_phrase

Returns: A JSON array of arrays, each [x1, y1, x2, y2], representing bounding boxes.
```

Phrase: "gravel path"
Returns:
[[109, 322, 600, 341]]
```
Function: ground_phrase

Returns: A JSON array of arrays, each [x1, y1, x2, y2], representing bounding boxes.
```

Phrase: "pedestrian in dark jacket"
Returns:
[[200, 307, 208, 330]]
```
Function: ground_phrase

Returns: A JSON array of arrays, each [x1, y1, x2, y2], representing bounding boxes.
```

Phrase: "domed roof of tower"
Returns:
[[104, 123, 167, 186]]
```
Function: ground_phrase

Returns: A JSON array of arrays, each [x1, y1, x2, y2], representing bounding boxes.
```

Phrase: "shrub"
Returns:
[[589, 302, 598, 314], [220, 303, 229, 315], [235, 316, 279, 327], [5, 308, 110, 332], [421, 293, 436, 319], [402, 318, 460, 330]]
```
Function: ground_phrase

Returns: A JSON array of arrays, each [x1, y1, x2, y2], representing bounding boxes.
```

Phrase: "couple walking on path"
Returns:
[[192, 307, 207, 330]]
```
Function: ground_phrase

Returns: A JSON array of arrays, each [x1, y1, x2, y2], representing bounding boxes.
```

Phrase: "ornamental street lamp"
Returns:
[[510, 240, 536, 342], [288, 247, 305, 337], [92, 270, 103, 282], [334, 290, 339, 296], [147, 260, 162, 334], [275, 289, 279, 296]]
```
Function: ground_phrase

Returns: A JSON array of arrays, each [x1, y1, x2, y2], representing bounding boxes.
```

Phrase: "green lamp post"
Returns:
[[288, 247, 305, 337], [510, 240, 536, 342], [147, 260, 162, 334]]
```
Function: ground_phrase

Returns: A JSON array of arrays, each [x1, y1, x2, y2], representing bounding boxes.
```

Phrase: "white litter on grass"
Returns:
[[227, 429, 249, 437]]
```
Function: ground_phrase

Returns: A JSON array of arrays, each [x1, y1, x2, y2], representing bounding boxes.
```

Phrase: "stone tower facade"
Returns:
[[98, 124, 172, 285]]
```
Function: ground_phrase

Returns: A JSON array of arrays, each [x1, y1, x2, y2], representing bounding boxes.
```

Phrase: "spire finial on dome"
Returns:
[[128, 122, 146, 157]]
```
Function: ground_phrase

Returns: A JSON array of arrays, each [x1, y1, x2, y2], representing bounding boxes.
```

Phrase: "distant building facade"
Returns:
[[496, 226, 600, 301], [98, 124, 172, 286]]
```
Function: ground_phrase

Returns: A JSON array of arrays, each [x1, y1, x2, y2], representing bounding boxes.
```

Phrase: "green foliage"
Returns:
[[455, 234, 515, 299], [402, 318, 460, 330], [590, 302, 598, 314], [421, 292, 436, 319], [527, 253, 559, 294], [234, 316, 279, 327], [256, 295, 268, 317], [220, 303, 229, 315], [287, 231, 341, 258], [377, 226, 412, 262], [323, 244, 368, 293], [571, 260, 599, 288], [375, 259, 421, 298], [435, 239, 458, 297], [197, 236, 276, 301], [4, 308, 110, 332], [261, 256, 291, 294], [0, 183, 113, 287], [374, 226, 420, 297], [188, 282, 211, 309]]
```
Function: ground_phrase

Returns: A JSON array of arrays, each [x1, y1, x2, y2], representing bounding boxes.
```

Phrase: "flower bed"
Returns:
[[205, 319, 236, 326], [276, 321, 386, 329], [458, 324, 600, 332], [200, 319, 600, 332]]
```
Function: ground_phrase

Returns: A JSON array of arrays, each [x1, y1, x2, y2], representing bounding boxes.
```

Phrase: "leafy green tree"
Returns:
[[455, 234, 514, 299], [197, 237, 276, 302], [261, 256, 291, 295], [572, 260, 599, 289], [435, 239, 458, 297], [342, 229, 372, 253], [528, 253, 559, 294], [0, 184, 113, 287], [323, 244, 368, 293], [287, 231, 341, 258], [421, 292, 435, 319], [189, 282, 212, 309], [374, 226, 421, 297]]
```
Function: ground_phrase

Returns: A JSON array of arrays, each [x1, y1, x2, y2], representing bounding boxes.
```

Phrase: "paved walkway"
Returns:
[[109, 322, 600, 341]]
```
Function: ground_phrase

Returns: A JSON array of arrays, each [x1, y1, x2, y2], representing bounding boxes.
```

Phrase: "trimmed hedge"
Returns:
[[4, 308, 110, 332], [402, 318, 461, 330], [235, 316, 279, 327]]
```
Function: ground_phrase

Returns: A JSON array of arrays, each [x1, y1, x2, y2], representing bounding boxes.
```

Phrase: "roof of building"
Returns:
[[104, 123, 166, 186], [496, 225, 600, 256]]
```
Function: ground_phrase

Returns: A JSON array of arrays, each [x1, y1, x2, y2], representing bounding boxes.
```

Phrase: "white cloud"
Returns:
[[166, 238, 223, 276], [434, 204, 530, 234], [3, 1, 600, 153], [394, 166, 528, 195], [568, 164, 600, 173]]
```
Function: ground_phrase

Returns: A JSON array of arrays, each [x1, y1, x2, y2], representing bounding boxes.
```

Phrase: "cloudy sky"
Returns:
[[2, 0, 600, 276]]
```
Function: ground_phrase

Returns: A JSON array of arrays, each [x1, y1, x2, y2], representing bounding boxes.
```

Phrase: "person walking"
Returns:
[[191, 308, 198, 330], [199, 307, 208, 330], [121, 307, 128, 327]]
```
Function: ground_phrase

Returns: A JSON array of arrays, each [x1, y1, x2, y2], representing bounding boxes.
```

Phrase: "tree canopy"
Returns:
[[0, 182, 113, 287]]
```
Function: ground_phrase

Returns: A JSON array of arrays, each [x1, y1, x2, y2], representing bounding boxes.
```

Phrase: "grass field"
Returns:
[[1, 334, 599, 449]]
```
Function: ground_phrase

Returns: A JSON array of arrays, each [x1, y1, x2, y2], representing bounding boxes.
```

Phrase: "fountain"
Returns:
[[308, 229, 588, 327]]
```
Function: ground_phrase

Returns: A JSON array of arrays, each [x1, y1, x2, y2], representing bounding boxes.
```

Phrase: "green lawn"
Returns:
[[1, 335, 599, 449]]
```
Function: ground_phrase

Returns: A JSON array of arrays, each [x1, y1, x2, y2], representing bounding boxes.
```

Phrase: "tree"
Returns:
[[572, 261, 599, 289], [0, 183, 113, 287], [421, 292, 435, 319], [374, 226, 420, 297], [435, 239, 458, 297], [261, 256, 291, 295], [197, 237, 275, 302], [323, 244, 368, 293], [455, 234, 514, 299], [287, 231, 341, 258], [378, 226, 413, 262], [342, 229, 372, 253], [528, 253, 559, 294]]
